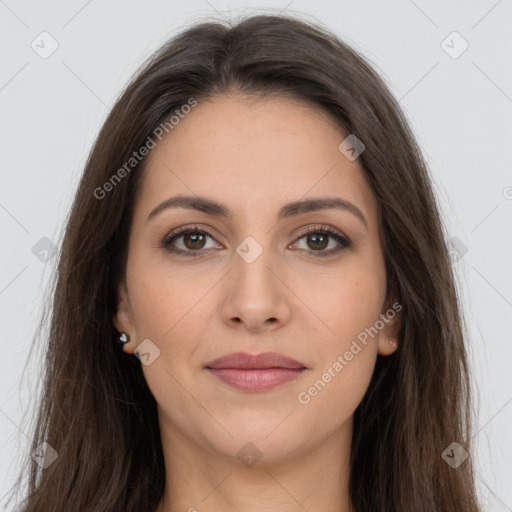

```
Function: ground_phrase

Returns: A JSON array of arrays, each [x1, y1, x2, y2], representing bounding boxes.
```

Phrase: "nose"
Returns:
[[221, 245, 292, 333]]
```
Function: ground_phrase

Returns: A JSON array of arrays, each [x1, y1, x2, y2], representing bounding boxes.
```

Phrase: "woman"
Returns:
[[11, 13, 482, 512]]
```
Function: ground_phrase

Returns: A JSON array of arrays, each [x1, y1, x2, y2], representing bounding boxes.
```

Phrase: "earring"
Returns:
[[118, 332, 130, 346], [389, 339, 396, 345]]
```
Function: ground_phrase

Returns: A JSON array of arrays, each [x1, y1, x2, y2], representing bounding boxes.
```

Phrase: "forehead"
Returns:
[[136, 95, 377, 224]]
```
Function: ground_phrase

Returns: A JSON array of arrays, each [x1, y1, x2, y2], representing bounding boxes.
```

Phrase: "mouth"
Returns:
[[205, 352, 307, 391]]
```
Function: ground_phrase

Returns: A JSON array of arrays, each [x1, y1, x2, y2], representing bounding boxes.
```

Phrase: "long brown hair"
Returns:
[[9, 13, 481, 511]]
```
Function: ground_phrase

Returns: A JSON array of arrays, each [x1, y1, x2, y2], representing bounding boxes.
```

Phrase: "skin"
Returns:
[[114, 95, 401, 512]]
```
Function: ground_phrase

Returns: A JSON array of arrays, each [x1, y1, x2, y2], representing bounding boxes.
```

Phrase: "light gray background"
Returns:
[[1, 0, 511, 510]]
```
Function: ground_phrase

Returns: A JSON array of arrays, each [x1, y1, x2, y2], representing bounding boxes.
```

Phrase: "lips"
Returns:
[[205, 352, 307, 391], [205, 351, 306, 370]]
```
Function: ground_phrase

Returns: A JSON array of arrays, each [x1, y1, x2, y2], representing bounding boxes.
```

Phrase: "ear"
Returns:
[[377, 298, 403, 356], [113, 281, 136, 354]]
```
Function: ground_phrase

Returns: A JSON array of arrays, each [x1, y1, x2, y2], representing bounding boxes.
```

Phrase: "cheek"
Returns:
[[304, 262, 385, 344], [296, 345, 377, 446], [297, 281, 380, 434], [128, 266, 215, 442], [127, 252, 214, 341], [294, 267, 382, 411]]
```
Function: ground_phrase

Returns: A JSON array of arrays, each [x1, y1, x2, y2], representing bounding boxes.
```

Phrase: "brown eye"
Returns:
[[182, 232, 207, 250], [161, 226, 220, 256], [293, 225, 352, 258], [306, 233, 329, 251]]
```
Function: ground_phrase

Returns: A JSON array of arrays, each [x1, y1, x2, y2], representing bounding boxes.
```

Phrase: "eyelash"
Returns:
[[160, 224, 352, 259]]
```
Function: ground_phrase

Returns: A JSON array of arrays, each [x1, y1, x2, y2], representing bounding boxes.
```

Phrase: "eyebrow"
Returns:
[[146, 195, 368, 229]]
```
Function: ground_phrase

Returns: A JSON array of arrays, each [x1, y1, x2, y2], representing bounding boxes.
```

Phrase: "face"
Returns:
[[114, 95, 401, 465]]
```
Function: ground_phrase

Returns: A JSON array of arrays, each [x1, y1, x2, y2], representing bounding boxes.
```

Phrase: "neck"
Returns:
[[155, 414, 354, 512]]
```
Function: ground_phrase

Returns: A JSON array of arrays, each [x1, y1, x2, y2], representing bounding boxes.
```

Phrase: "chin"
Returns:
[[199, 427, 310, 467]]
